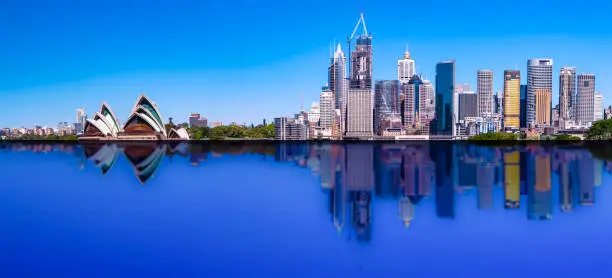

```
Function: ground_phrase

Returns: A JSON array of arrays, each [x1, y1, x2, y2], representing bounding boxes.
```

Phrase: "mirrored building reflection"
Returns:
[[1, 141, 609, 241]]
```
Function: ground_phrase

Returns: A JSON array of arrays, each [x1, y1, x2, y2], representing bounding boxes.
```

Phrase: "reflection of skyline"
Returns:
[[1, 142, 610, 240]]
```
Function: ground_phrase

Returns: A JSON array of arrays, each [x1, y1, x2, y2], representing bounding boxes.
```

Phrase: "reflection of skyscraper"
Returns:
[[319, 145, 333, 189], [558, 152, 576, 212], [477, 164, 495, 210], [431, 143, 454, 218], [594, 159, 603, 186], [578, 153, 595, 206], [345, 144, 373, 241], [400, 145, 434, 225], [435, 61, 455, 136], [504, 151, 520, 209], [375, 145, 402, 198], [528, 153, 552, 220], [332, 145, 347, 234]]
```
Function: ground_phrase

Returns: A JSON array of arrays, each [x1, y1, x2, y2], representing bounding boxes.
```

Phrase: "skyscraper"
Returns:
[[503, 70, 521, 129], [329, 44, 347, 120], [76, 108, 87, 134], [527, 59, 553, 127], [594, 92, 604, 122], [576, 73, 595, 125], [374, 80, 400, 135], [477, 70, 494, 117], [402, 75, 435, 133], [458, 91, 478, 121], [319, 86, 335, 130], [535, 89, 552, 126], [559, 67, 577, 125], [346, 14, 373, 138], [397, 47, 415, 85], [520, 85, 527, 128], [435, 61, 455, 136]]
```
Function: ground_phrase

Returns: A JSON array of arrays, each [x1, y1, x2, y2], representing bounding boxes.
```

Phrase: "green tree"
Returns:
[[587, 119, 612, 140], [553, 133, 581, 141], [210, 126, 227, 140], [468, 132, 519, 141]]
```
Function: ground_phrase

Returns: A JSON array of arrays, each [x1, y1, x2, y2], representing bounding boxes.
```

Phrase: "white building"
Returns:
[[346, 89, 373, 138], [477, 70, 494, 117], [397, 48, 415, 84], [308, 102, 320, 124], [319, 87, 335, 130], [594, 92, 604, 122]]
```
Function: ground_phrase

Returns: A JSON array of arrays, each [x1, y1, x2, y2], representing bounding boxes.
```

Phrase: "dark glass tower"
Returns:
[[434, 61, 455, 136]]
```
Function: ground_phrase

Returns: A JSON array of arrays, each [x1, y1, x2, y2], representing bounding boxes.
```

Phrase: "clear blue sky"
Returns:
[[1, 0, 611, 127]]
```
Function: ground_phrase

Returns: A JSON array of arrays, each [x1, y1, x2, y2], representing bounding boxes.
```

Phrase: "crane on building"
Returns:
[[346, 12, 369, 81]]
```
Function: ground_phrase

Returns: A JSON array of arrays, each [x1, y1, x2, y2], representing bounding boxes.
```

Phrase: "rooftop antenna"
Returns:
[[300, 91, 304, 112]]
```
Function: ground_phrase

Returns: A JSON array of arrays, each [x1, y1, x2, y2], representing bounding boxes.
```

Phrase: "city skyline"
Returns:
[[1, 1, 611, 128]]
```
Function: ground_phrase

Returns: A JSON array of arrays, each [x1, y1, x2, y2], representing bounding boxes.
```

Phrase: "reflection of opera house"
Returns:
[[80, 94, 189, 141], [83, 142, 188, 184]]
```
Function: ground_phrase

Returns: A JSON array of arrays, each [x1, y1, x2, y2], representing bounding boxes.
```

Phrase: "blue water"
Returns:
[[1, 142, 611, 278]]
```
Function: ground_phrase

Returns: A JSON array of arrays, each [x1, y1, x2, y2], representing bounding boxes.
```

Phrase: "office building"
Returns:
[[527, 59, 553, 127], [374, 80, 400, 135], [559, 67, 576, 124], [594, 92, 604, 121], [346, 89, 373, 137], [576, 74, 595, 125], [520, 85, 527, 128], [503, 70, 521, 129], [308, 102, 320, 124], [535, 89, 552, 126], [402, 75, 435, 133], [398, 47, 415, 84], [329, 44, 347, 124], [477, 70, 494, 117], [188, 113, 208, 128], [349, 28, 373, 90], [319, 86, 335, 130], [458, 91, 478, 121], [495, 91, 503, 115], [274, 117, 309, 140], [435, 61, 455, 135]]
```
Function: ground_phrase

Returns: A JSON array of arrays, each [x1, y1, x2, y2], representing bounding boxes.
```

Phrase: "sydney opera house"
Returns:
[[79, 94, 189, 141]]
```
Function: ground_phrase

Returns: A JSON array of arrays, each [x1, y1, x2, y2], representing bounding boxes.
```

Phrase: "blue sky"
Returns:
[[1, 0, 611, 127]]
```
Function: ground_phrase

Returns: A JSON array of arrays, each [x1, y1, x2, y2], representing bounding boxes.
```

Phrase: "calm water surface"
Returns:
[[1, 142, 612, 278]]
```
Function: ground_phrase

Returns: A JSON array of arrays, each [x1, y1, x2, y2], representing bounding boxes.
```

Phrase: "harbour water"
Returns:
[[1, 142, 611, 277]]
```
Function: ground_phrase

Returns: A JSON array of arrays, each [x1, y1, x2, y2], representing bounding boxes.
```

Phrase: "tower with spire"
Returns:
[[398, 44, 415, 84]]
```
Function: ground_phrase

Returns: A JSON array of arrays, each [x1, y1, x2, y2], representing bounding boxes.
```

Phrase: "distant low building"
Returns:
[[189, 113, 208, 128], [211, 122, 223, 128], [274, 117, 309, 140]]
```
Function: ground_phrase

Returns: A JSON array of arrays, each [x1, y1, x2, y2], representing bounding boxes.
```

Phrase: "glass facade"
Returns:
[[435, 61, 455, 135], [374, 80, 400, 135]]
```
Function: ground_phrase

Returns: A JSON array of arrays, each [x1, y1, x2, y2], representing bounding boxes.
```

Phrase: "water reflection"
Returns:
[[1, 142, 611, 238]]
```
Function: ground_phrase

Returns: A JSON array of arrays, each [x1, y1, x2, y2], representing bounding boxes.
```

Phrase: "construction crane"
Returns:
[[346, 12, 368, 81]]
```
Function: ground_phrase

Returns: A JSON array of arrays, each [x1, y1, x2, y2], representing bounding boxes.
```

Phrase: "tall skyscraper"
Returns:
[[329, 44, 347, 120], [576, 73, 595, 125], [346, 14, 373, 138], [527, 59, 553, 127], [374, 80, 400, 135], [458, 91, 478, 121], [535, 89, 552, 126], [435, 61, 455, 136], [520, 85, 527, 128], [559, 67, 577, 125], [503, 70, 521, 129], [397, 47, 415, 84], [594, 92, 604, 121], [319, 86, 335, 130], [402, 75, 435, 133], [477, 70, 494, 117], [76, 108, 87, 134], [495, 91, 504, 115]]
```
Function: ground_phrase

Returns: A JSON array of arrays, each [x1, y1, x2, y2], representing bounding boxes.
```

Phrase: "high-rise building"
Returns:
[[374, 80, 400, 135], [495, 91, 504, 115], [188, 113, 208, 128], [435, 61, 455, 136], [76, 108, 87, 134], [503, 70, 521, 129], [559, 67, 577, 124], [527, 59, 553, 127], [402, 75, 435, 133], [308, 102, 320, 124], [346, 89, 373, 137], [594, 92, 604, 121], [458, 91, 478, 121], [319, 86, 335, 130], [520, 85, 527, 128], [477, 70, 494, 117], [329, 44, 347, 121], [535, 89, 552, 126], [576, 73, 595, 125], [274, 117, 309, 140], [346, 14, 373, 138], [397, 47, 415, 85]]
